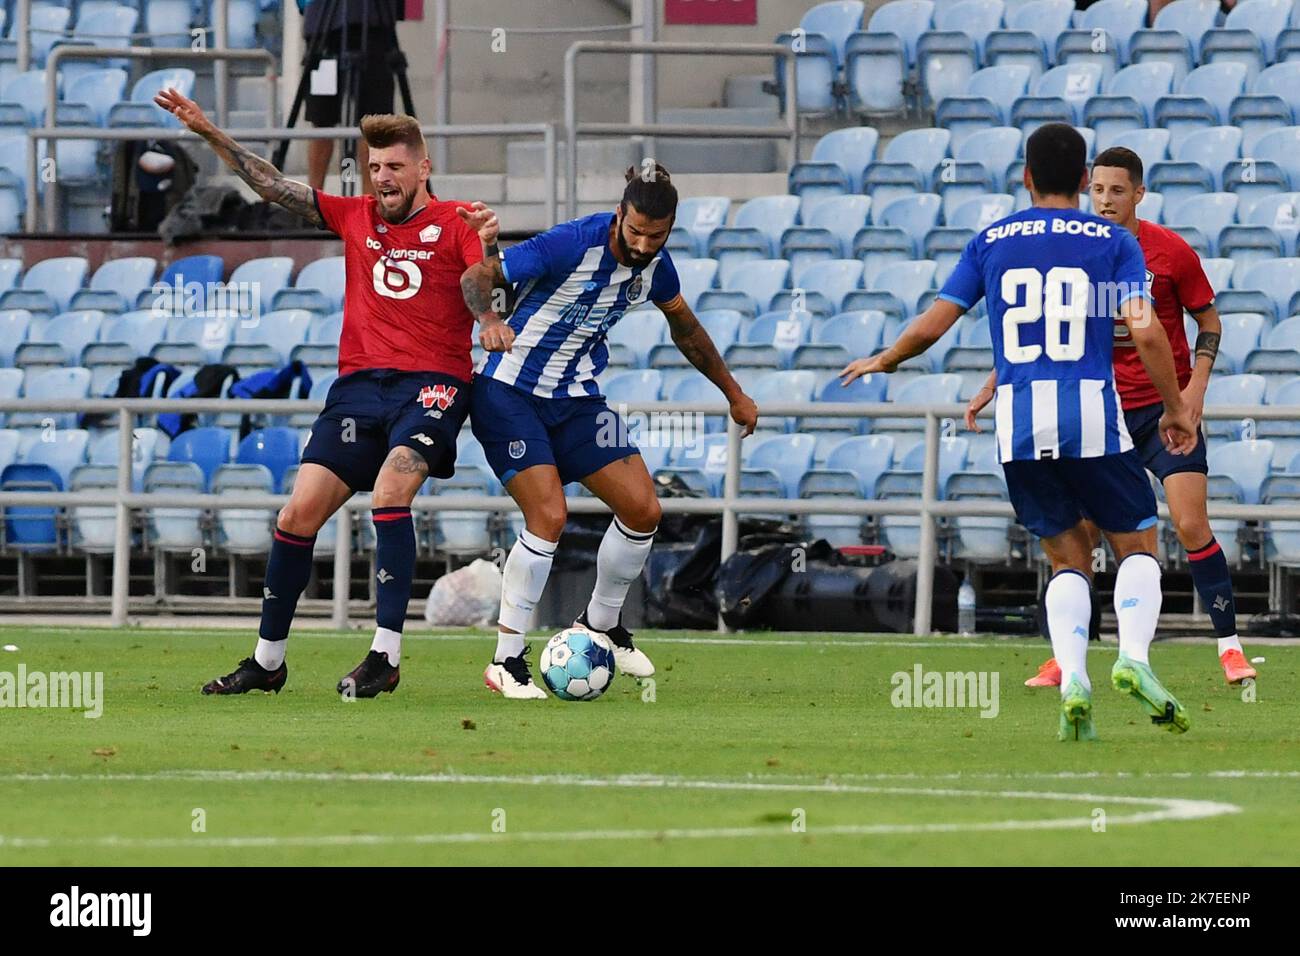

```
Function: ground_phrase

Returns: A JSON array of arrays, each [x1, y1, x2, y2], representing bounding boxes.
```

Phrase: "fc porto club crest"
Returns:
[[626, 274, 644, 303], [508, 440, 527, 460], [419, 224, 443, 244]]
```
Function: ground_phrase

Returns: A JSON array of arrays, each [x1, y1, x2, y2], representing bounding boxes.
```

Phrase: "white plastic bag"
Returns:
[[424, 558, 502, 627]]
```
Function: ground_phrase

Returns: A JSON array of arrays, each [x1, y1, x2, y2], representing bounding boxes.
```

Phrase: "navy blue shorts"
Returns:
[[470, 376, 639, 486], [1124, 401, 1209, 480], [1002, 451, 1158, 539], [300, 369, 470, 491]]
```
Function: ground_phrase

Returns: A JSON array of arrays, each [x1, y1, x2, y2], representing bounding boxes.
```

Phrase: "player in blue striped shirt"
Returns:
[[460, 163, 758, 698], [841, 124, 1199, 740]]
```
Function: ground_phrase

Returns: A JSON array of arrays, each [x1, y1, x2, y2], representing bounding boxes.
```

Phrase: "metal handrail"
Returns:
[[0, 398, 1294, 631], [27, 121, 558, 234], [563, 40, 799, 219]]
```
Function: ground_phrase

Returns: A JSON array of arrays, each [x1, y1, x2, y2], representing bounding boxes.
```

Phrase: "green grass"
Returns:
[[0, 626, 1296, 866]]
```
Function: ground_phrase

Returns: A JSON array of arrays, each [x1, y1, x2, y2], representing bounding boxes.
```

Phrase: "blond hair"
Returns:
[[359, 114, 427, 155]]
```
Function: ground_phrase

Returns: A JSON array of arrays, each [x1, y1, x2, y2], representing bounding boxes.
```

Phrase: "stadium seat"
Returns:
[[1087, 63, 1176, 145], [1241, 259, 1300, 321], [1014, 63, 1104, 129], [1246, 192, 1300, 257], [877, 195, 942, 258], [707, 195, 801, 268], [1077, 0, 1146, 61], [1151, 0, 1219, 60], [1201, 0, 1293, 82], [865, 128, 951, 204], [21, 427, 90, 490], [741, 433, 818, 498], [1224, 158, 1291, 223], [779, 259, 863, 317], [275, 255, 345, 315], [1199, 258, 1234, 295], [0, 309, 31, 367], [602, 369, 664, 407], [803, 434, 896, 500], [235, 428, 299, 493], [698, 258, 788, 317], [1208, 439, 1275, 505], [153, 254, 224, 312], [99, 310, 168, 361], [789, 127, 879, 196], [211, 463, 275, 554], [12, 367, 91, 429], [1204, 373, 1269, 439], [949, 195, 1014, 234], [115, 68, 197, 129], [167, 426, 231, 489], [871, 260, 937, 314], [674, 197, 731, 258], [308, 312, 343, 345], [1219, 227, 1285, 276], [936, 65, 1031, 153], [31, 309, 104, 366], [70, 257, 157, 314], [1006, 0, 1073, 66], [605, 315, 665, 369], [674, 258, 719, 312], [142, 461, 205, 551], [228, 257, 294, 316], [1216, 313, 1267, 374], [1166, 193, 1238, 255], [1254, 127, 1300, 197], [1108, 129, 1170, 183], [1, 256, 89, 317], [1155, 63, 1249, 154], [227, 308, 313, 366]]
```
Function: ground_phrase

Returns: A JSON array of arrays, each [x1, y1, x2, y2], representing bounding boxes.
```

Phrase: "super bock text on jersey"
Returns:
[[939, 206, 1160, 538]]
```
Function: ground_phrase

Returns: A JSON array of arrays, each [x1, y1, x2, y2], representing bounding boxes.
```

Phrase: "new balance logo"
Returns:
[[1213, 595, 1230, 612], [263, 587, 275, 600], [377, 569, 393, 584]]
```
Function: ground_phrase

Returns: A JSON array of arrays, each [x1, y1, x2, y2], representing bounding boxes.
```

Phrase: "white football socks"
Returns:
[[1217, 635, 1243, 656], [496, 529, 558, 659], [1115, 553, 1162, 666], [586, 517, 657, 632], [1045, 569, 1092, 694], [370, 626, 402, 667], [254, 638, 286, 671]]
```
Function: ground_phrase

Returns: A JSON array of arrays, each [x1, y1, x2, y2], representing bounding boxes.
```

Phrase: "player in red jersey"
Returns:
[[969, 147, 1256, 686], [155, 91, 499, 698]]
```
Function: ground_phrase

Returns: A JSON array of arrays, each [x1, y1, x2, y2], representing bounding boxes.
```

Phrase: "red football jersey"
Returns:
[[314, 190, 484, 380], [1112, 219, 1215, 411]]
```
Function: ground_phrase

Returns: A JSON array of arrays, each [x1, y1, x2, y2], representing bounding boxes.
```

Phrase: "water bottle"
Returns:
[[957, 580, 977, 636]]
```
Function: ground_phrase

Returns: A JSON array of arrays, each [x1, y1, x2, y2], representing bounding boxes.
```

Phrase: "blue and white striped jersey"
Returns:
[[939, 206, 1152, 463], [479, 212, 681, 399]]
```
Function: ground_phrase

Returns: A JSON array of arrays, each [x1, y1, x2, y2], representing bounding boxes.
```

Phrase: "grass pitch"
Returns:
[[0, 626, 1296, 866]]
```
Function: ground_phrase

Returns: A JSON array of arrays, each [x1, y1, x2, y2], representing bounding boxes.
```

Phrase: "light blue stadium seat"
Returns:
[[743, 311, 815, 370], [1173, 126, 1241, 194], [24, 5, 71, 67], [865, 128, 951, 206], [1199, 257, 1234, 294], [1204, 373, 1269, 439], [955, 126, 1020, 192], [1154, 63, 1249, 154], [936, 65, 1030, 153], [0, 309, 30, 367], [162, 312, 236, 365], [1254, 127, 1300, 197], [118, 68, 196, 129], [878, 194, 942, 257], [775, 29, 841, 114], [656, 432, 731, 496], [864, 0, 935, 69], [1244, 192, 1300, 257], [874, 373, 963, 439], [802, 434, 895, 499], [87, 425, 165, 492], [1251, 62, 1300, 122], [780, 259, 863, 317], [1014, 62, 1103, 128], [142, 460, 205, 551], [708, 195, 801, 271], [211, 463, 275, 554], [12, 366, 90, 429], [901, 434, 970, 491], [284, 255, 346, 314], [1151, 0, 1219, 59], [228, 256, 294, 316], [1147, 163, 1214, 220], [228, 308, 313, 366], [1242, 259, 1300, 321], [783, 196, 872, 273], [746, 369, 818, 434], [307, 311, 343, 346], [1216, 313, 1266, 374], [1, 70, 50, 128], [853, 227, 912, 287], [949, 194, 1015, 233], [789, 127, 879, 196], [674, 197, 731, 258], [1165, 193, 1238, 256], [100, 310, 168, 359], [871, 260, 937, 314], [145, 0, 196, 49], [1054, 29, 1121, 86], [673, 258, 719, 312], [694, 259, 784, 318], [918, 30, 979, 111], [1087, 62, 1175, 146], [605, 313, 665, 368], [32, 309, 104, 365], [943, 344, 997, 398], [3, 256, 88, 316], [21, 427, 90, 488], [603, 369, 664, 407], [1201, 0, 1292, 83], [1219, 225, 1283, 274], [1007, 0, 1072, 64], [71, 256, 156, 314], [1109, 128, 1170, 181], [1077, 0, 1147, 61], [1207, 439, 1275, 505], [741, 433, 818, 498]]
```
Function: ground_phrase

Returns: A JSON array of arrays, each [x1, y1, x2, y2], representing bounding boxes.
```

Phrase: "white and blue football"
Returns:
[[540, 627, 616, 701]]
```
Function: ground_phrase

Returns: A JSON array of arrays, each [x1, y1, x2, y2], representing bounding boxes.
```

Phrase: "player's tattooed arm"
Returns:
[[461, 257, 518, 352], [840, 299, 965, 384], [660, 295, 758, 436], [152, 87, 323, 226]]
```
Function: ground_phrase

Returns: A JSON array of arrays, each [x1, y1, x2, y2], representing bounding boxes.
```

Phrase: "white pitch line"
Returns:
[[0, 770, 1239, 849]]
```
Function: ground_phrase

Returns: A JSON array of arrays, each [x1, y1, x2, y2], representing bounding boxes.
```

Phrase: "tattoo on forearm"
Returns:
[[484, 242, 500, 259], [461, 259, 512, 318], [386, 447, 429, 476], [1194, 331, 1220, 366], [205, 128, 323, 225], [674, 323, 728, 381]]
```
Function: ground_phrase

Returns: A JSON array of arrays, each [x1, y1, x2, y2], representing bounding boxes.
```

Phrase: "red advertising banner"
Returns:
[[665, 0, 758, 26]]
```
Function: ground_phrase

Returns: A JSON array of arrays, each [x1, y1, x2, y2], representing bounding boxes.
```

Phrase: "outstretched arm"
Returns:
[[153, 88, 323, 226], [658, 294, 758, 437]]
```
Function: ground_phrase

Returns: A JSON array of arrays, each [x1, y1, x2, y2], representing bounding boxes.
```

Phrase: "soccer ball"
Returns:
[[540, 627, 616, 701]]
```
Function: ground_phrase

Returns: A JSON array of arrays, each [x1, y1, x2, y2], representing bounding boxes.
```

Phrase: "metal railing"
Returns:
[[563, 40, 799, 219], [27, 121, 558, 234], [1, 397, 1297, 634]]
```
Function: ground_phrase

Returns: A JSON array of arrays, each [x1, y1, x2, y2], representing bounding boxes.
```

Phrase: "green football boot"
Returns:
[[1058, 677, 1098, 742], [1111, 655, 1189, 734]]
